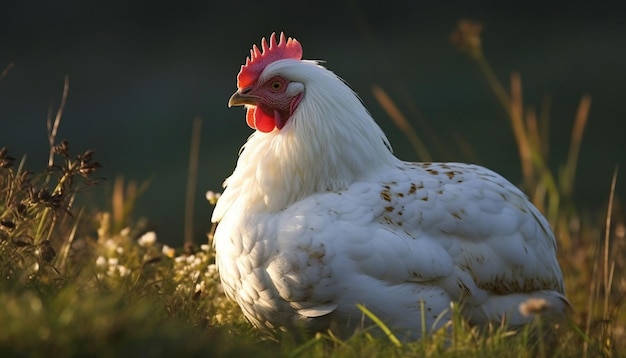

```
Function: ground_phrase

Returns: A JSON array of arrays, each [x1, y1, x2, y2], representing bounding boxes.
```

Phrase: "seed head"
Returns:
[[451, 19, 484, 59], [519, 297, 550, 316], [0, 147, 15, 168]]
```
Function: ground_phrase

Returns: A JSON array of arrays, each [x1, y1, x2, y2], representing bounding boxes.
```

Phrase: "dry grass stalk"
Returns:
[[0, 63, 14, 82], [184, 117, 203, 245], [372, 85, 432, 162]]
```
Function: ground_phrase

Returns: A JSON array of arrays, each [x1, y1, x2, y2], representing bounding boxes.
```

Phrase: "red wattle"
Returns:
[[246, 108, 256, 129], [245, 107, 276, 133]]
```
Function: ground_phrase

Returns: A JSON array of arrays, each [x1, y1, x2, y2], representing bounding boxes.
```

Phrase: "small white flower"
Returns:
[[138, 231, 157, 247], [117, 265, 130, 277], [519, 297, 550, 316], [96, 256, 107, 267], [200, 244, 210, 252], [206, 191, 221, 205], [108, 257, 119, 266], [192, 256, 202, 266], [207, 264, 217, 275], [162, 244, 175, 258], [116, 246, 124, 254], [104, 239, 117, 252]]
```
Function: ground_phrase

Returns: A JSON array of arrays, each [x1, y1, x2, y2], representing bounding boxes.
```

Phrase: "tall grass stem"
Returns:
[[184, 117, 203, 245]]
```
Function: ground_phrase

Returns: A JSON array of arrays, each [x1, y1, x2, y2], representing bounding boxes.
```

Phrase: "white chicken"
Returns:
[[212, 32, 568, 339]]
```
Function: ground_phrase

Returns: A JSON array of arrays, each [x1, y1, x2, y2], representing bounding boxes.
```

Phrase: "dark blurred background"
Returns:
[[1, 1, 624, 245]]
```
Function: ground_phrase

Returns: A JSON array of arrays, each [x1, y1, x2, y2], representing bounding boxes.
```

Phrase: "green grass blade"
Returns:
[[356, 303, 402, 347]]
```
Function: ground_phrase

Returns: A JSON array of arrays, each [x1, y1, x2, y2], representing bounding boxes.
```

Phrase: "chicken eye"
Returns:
[[270, 81, 283, 91]]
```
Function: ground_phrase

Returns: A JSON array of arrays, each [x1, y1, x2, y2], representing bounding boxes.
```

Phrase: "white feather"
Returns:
[[212, 56, 568, 339]]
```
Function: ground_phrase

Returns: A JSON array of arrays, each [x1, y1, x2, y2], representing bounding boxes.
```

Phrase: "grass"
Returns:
[[0, 21, 624, 356]]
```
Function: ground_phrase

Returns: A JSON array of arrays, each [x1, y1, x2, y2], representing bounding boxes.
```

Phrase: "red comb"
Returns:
[[237, 32, 303, 89]]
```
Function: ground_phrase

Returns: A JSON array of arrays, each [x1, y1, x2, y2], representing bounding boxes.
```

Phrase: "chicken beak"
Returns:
[[228, 91, 258, 107]]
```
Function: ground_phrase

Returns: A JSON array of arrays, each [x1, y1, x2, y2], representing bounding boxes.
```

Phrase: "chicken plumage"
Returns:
[[212, 32, 568, 339]]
